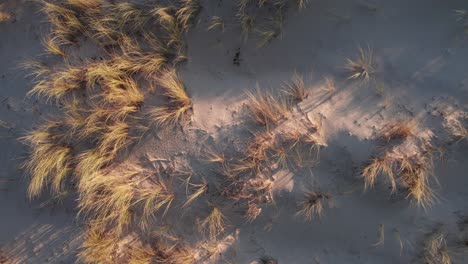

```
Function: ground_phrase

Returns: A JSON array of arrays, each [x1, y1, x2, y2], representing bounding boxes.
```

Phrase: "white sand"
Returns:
[[1, 0, 468, 263]]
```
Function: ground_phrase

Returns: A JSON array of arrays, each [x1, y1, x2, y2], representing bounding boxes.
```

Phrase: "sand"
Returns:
[[1, 0, 468, 263]]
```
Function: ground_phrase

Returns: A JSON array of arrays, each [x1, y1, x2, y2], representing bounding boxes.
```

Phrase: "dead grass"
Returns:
[[448, 118, 468, 143], [319, 77, 335, 98], [424, 233, 452, 264], [380, 120, 417, 142], [345, 46, 375, 82], [27, 65, 85, 102], [282, 72, 308, 101], [362, 145, 438, 208], [297, 0, 310, 10], [239, 14, 255, 42], [78, 226, 117, 264], [362, 154, 396, 192], [398, 154, 437, 209], [67, 0, 105, 10], [296, 190, 333, 221], [176, 0, 202, 31], [183, 182, 208, 208], [245, 89, 289, 127], [148, 69, 192, 127], [199, 206, 226, 239], [78, 168, 175, 234], [21, 121, 72, 199], [208, 16, 224, 31], [39, 0, 84, 44]]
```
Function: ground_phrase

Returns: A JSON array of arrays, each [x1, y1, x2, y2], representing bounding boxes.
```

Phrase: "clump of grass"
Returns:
[[183, 182, 208, 208], [176, 0, 202, 30], [398, 154, 437, 209], [199, 206, 226, 238], [373, 224, 385, 246], [362, 154, 396, 192], [148, 69, 192, 127], [424, 233, 452, 264], [21, 121, 72, 199], [282, 72, 308, 101], [67, 0, 105, 10], [245, 89, 289, 127], [345, 46, 375, 82], [448, 118, 467, 143], [27, 65, 85, 102], [380, 120, 417, 142], [257, 29, 277, 47], [42, 35, 67, 57], [79, 168, 175, 234], [208, 16, 224, 31], [362, 146, 438, 209], [296, 190, 332, 221], [260, 256, 278, 264], [39, 1, 84, 44], [239, 14, 255, 42], [244, 202, 262, 222], [321, 77, 335, 97], [96, 121, 131, 158], [78, 226, 117, 264], [455, 9, 468, 22], [296, 0, 309, 10]]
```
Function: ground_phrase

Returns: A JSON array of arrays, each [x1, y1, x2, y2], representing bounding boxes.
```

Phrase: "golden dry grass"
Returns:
[[176, 0, 202, 31], [297, 0, 310, 10], [362, 154, 396, 192], [78, 168, 175, 234], [345, 46, 375, 82], [21, 121, 72, 199], [398, 155, 437, 209], [282, 72, 308, 101], [424, 233, 452, 264], [449, 118, 468, 143], [27, 65, 85, 102], [208, 16, 224, 31], [380, 120, 417, 142], [239, 14, 254, 42], [199, 206, 226, 239], [147, 69, 192, 127], [67, 0, 105, 10], [296, 190, 333, 221], [183, 182, 208, 208], [245, 89, 289, 127], [362, 148, 437, 209], [78, 226, 117, 264]]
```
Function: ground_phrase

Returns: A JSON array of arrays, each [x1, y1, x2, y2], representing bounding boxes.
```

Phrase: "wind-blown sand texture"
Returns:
[[1, 0, 468, 263]]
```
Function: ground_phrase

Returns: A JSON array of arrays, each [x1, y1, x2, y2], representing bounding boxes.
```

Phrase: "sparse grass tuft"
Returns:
[[321, 77, 335, 97], [21, 121, 72, 199], [296, 190, 332, 221], [380, 120, 417, 142], [345, 46, 375, 82], [283, 72, 308, 101], [148, 69, 192, 127], [297, 0, 310, 10], [78, 226, 117, 264], [424, 233, 452, 264], [239, 14, 254, 42], [183, 182, 208, 208], [398, 154, 437, 209], [208, 16, 224, 31], [79, 168, 175, 234], [448, 118, 468, 143], [362, 154, 396, 192], [176, 0, 202, 31], [245, 89, 289, 127], [199, 206, 226, 238]]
